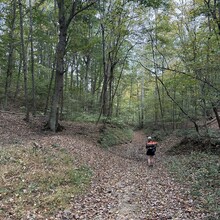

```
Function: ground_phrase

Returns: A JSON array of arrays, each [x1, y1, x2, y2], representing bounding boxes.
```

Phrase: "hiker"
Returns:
[[146, 136, 158, 167]]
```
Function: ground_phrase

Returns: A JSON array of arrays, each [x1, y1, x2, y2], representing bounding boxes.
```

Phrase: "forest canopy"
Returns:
[[0, 0, 219, 132]]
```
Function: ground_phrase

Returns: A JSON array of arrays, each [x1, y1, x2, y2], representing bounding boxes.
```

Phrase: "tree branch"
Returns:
[[160, 67, 220, 93], [138, 61, 200, 133], [66, 0, 97, 28], [138, 54, 220, 93]]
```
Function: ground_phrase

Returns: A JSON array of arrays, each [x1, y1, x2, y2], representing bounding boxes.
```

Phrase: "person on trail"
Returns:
[[146, 136, 158, 167]]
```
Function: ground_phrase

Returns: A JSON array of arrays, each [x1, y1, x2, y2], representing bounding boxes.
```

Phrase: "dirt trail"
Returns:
[[56, 132, 206, 220], [0, 113, 209, 219]]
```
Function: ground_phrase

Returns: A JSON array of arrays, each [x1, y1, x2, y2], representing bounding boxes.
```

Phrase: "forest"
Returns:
[[0, 0, 219, 132], [0, 0, 219, 219]]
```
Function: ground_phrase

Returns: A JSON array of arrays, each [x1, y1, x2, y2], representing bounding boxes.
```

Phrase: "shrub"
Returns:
[[98, 125, 133, 148]]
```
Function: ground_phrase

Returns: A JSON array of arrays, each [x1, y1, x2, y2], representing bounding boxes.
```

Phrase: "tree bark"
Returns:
[[19, 0, 29, 122], [48, 7, 67, 131], [212, 103, 220, 129], [4, 0, 16, 110], [48, 0, 95, 131], [44, 58, 56, 116], [100, 23, 109, 117], [29, 0, 36, 116]]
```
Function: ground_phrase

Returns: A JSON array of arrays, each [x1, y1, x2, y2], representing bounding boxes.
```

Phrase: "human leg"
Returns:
[[148, 155, 155, 166], [148, 156, 153, 166]]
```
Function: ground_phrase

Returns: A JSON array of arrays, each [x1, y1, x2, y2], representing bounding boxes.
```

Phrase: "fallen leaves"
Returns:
[[0, 112, 218, 219]]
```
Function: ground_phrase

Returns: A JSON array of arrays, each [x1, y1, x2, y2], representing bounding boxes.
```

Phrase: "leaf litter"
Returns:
[[0, 112, 217, 219]]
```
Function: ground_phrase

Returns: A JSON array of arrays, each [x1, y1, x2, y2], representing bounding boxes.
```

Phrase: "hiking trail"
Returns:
[[0, 113, 211, 219], [56, 131, 206, 220]]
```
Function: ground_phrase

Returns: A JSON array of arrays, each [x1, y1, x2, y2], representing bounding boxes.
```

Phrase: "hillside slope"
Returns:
[[0, 112, 218, 219]]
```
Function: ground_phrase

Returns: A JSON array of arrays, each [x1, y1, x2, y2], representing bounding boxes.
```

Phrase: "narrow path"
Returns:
[[56, 131, 207, 220], [0, 113, 216, 219]]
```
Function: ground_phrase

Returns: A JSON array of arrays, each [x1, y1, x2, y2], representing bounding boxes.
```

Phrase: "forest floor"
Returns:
[[0, 112, 218, 219]]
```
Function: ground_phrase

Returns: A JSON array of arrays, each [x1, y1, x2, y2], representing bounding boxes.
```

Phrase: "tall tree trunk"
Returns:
[[70, 55, 75, 90], [140, 78, 145, 128], [108, 63, 114, 117], [29, 0, 36, 116], [212, 103, 220, 129], [49, 11, 67, 131], [100, 23, 109, 117], [172, 89, 176, 130], [83, 55, 90, 111], [14, 53, 22, 100], [19, 0, 29, 122], [44, 58, 56, 116], [150, 30, 165, 130], [48, 0, 95, 131], [128, 75, 133, 117], [4, 0, 16, 109]]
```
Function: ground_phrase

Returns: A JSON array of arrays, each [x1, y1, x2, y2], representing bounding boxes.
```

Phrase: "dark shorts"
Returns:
[[146, 148, 156, 156]]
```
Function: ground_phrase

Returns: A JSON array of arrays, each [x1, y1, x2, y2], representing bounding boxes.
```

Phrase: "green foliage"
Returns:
[[144, 127, 167, 141], [174, 128, 200, 139], [67, 166, 92, 186], [167, 129, 220, 156], [66, 112, 100, 123], [98, 125, 133, 148], [131, 0, 169, 9], [0, 145, 92, 218], [165, 152, 220, 216], [0, 0, 219, 131]]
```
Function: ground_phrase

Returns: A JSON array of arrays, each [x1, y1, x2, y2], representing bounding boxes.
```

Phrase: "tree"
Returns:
[[48, 0, 96, 132], [99, 0, 134, 120], [29, 0, 36, 116], [4, 0, 16, 110], [19, 0, 29, 121]]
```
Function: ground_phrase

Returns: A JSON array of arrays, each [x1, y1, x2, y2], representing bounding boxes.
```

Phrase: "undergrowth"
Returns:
[[0, 145, 92, 218], [165, 152, 220, 218], [67, 112, 99, 123], [98, 125, 133, 148]]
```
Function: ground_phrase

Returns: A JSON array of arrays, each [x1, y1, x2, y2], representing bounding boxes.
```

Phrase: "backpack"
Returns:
[[146, 141, 157, 152]]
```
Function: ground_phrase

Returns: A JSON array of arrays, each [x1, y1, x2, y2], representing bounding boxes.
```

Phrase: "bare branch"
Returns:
[[138, 61, 200, 133], [160, 67, 220, 93]]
